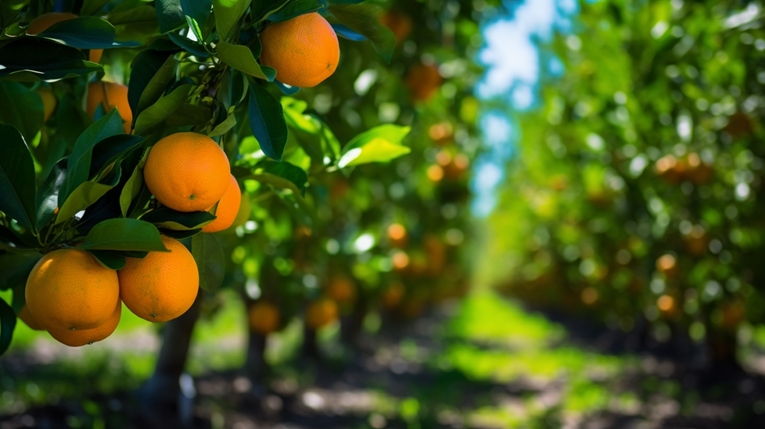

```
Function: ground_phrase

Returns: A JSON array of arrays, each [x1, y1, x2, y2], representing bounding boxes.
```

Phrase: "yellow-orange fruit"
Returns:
[[248, 301, 280, 334], [26, 249, 120, 331], [27, 13, 103, 63], [405, 63, 442, 102], [325, 276, 356, 305], [380, 10, 412, 45], [381, 282, 405, 309], [18, 305, 45, 331], [656, 254, 678, 278], [387, 223, 408, 248], [37, 88, 57, 122], [118, 236, 199, 322], [259, 13, 339, 88], [306, 298, 338, 330], [86, 82, 132, 133], [143, 132, 230, 212], [202, 175, 242, 233], [48, 300, 121, 347]]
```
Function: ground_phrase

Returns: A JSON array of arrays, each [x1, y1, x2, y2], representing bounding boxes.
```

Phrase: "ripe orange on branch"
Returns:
[[86, 82, 132, 134], [143, 132, 231, 212], [259, 12, 340, 88], [27, 13, 103, 63], [18, 306, 45, 331], [248, 301, 281, 335], [118, 236, 199, 322], [202, 174, 242, 233], [48, 300, 122, 347], [25, 249, 120, 331]]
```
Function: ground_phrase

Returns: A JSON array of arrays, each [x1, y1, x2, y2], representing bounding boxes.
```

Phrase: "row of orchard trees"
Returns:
[[488, 0, 765, 367], [0, 0, 488, 421]]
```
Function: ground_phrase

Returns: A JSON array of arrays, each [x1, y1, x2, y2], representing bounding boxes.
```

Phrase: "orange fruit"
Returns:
[[118, 236, 199, 322], [405, 63, 442, 102], [37, 88, 57, 122], [18, 305, 45, 331], [427, 165, 444, 182], [380, 10, 412, 45], [248, 301, 280, 335], [387, 223, 408, 248], [306, 298, 338, 330], [25, 249, 120, 331], [391, 251, 410, 272], [381, 282, 405, 309], [259, 12, 339, 88], [325, 276, 356, 305], [48, 300, 121, 347], [202, 174, 242, 233], [86, 82, 132, 134], [27, 13, 103, 63], [143, 132, 230, 212], [656, 254, 677, 277]]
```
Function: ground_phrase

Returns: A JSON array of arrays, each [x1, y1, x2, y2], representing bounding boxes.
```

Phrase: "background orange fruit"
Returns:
[[18, 305, 45, 331], [248, 301, 280, 335], [37, 88, 56, 122], [27, 13, 103, 63], [48, 300, 122, 347], [143, 132, 230, 212], [259, 12, 340, 87], [86, 82, 132, 133], [202, 175, 242, 233], [25, 249, 120, 331], [405, 63, 442, 102], [306, 298, 338, 330], [380, 10, 412, 45], [118, 236, 199, 322], [325, 276, 356, 305], [387, 223, 408, 248]]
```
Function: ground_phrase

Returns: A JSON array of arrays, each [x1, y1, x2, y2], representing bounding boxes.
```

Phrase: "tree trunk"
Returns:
[[341, 296, 368, 349], [243, 329, 267, 380], [137, 293, 203, 425], [302, 324, 320, 361]]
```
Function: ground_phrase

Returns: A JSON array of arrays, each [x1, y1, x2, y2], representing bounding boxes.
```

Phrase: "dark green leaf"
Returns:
[[0, 81, 43, 143], [128, 50, 178, 122], [35, 158, 67, 230], [159, 227, 202, 239], [0, 298, 16, 356], [254, 160, 307, 195], [248, 83, 288, 161], [251, 0, 291, 22], [87, 250, 126, 270], [80, 218, 169, 251], [55, 180, 117, 225], [141, 207, 216, 230], [0, 254, 40, 290], [156, 0, 187, 33], [133, 84, 192, 135], [89, 134, 143, 178], [59, 110, 124, 207], [327, 4, 395, 63], [181, 0, 212, 41], [0, 124, 36, 230], [165, 103, 213, 128], [36, 17, 117, 49], [0, 38, 101, 81], [332, 23, 366, 41], [108, 5, 160, 43], [267, 0, 322, 22], [191, 233, 225, 292]]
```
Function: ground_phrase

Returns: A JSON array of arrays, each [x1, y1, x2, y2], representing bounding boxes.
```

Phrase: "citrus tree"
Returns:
[[488, 0, 765, 368], [0, 0, 414, 362]]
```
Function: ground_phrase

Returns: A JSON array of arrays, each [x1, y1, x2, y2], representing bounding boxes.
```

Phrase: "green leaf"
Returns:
[[0, 124, 37, 230], [181, 0, 212, 41], [133, 84, 192, 135], [248, 83, 288, 161], [165, 103, 213, 128], [0, 253, 40, 291], [81, 0, 112, 16], [209, 112, 237, 137], [36, 17, 117, 49], [159, 228, 202, 239], [191, 233, 225, 292], [0, 298, 16, 356], [216, 42, 275, 81], [119, 150, 148, 217], [338, 125, 411, 168], [141, 207, 216, 230], [155, 0, 187, 34], [0, 81, 43, 143], [55, 181, 115, 225], [87, 250, 126, 270], [108, 5, 160, 43], [327, 4, 395, 63], [254, 160, 307, 196], [213, 0, 251, 41], [80, 218, 169, 252], [251, 0, 291, 23], [59, 110, 124, 207], [36, 158, 67, 230], [129, 51, 178, 122]]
